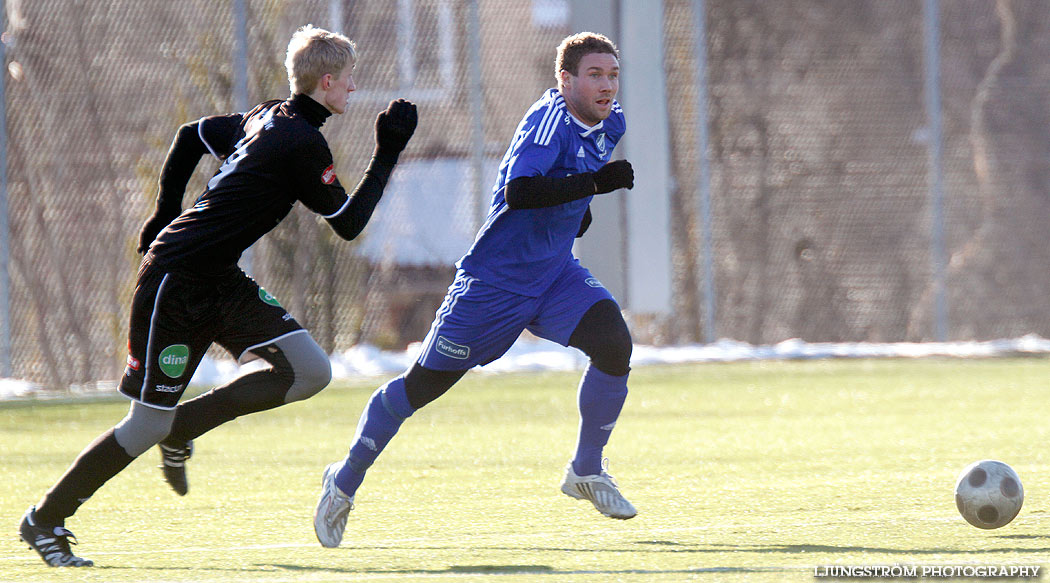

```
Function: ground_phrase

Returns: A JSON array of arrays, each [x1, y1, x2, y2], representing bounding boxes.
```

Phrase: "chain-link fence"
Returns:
[[664, 0, 1050, 346], [4, 0, 1050, 391]]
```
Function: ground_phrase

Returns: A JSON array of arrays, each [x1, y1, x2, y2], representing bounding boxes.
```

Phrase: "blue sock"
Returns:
[[334, 376, 415, 497], [571, 365, 629, 476]]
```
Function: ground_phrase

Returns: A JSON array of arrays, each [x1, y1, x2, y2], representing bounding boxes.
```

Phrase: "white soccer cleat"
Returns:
[[560, 462, 637, 519], [313, 461, 354, 548]]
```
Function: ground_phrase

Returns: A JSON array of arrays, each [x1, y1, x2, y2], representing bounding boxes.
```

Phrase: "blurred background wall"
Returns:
[[3, 0, 1050, 390]]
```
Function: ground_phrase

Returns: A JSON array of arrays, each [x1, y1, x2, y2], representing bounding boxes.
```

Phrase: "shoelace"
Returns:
[[325, 487, 353, 520], [37, 527, 79, 556], [57, 528, 79, 548], [599, 458, 619, 485], [161, 444, 191, 464]]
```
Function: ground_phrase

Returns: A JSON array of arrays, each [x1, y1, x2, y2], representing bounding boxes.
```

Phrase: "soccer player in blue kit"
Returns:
[[314, 32, 637, 548]]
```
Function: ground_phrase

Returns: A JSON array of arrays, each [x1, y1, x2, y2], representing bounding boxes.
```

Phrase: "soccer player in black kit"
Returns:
[[18, 25, 417, 567]]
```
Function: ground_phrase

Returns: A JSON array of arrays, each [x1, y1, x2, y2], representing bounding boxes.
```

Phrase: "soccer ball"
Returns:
[[954, 460, 1023, 529]]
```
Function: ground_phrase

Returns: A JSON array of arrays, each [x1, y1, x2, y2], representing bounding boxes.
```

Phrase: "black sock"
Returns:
[[163, 368, 292, 445], [34, 429, 136, 526]]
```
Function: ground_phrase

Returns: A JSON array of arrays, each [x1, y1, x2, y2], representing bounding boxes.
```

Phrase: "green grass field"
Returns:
[[1, 358, 1049, 582]]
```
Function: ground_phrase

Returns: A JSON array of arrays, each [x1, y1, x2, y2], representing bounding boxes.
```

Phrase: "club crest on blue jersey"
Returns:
[[597, 133, 606, 156]]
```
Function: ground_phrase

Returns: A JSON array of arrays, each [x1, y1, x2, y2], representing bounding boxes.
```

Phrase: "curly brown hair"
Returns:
[[555, 32, 619, 78]]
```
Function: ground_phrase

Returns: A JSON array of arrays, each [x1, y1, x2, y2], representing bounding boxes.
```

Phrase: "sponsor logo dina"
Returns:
[[436, 336, 470, 360], [259, 288, 282, 307], [158, 344, 190, 378], [321, 164, 336, 185]]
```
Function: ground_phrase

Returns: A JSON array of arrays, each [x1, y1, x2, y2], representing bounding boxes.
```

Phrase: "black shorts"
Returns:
[[118, 258, 303, 409]]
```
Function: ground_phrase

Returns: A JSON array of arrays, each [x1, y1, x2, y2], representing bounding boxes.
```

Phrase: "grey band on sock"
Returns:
[[260, 332, 332, 403], [113, 401, 176, 457]]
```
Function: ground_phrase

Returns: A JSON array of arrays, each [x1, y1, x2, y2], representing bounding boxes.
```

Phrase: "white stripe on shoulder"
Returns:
[[536, 97, 566, 147], [533, 97, 561, 145], [197, 118, 223, 160]]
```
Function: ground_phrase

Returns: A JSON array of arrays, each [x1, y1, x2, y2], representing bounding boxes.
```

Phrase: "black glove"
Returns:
[[137, 211, 178, 254], [592, 159, 634, 194], [374, 98, 418, 164]]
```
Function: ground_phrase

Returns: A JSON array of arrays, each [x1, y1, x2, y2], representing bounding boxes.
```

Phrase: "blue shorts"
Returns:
[[416, 260, 616, 370]]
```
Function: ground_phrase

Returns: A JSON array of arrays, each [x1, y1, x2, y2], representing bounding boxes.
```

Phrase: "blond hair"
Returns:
[[285, 25, 357, 94], [555, 32, 619, 79]]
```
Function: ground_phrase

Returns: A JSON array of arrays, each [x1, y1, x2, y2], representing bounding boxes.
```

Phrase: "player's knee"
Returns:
[[288, 357, 332, 402], [273, 333, 332, 403], [403, 364, 466, 410], [593, 325, 632, 377], [571, 300, 633, 377], [114, 403, 176, 457], [587, 317, 632, 376]]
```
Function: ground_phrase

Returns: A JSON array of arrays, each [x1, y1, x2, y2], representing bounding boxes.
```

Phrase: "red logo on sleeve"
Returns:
[[126, 340, 140, 371], [321, 164, 336, 185]]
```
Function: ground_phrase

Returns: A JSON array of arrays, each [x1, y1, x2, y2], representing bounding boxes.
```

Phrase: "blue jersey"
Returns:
[[456, 89, 625, 297]]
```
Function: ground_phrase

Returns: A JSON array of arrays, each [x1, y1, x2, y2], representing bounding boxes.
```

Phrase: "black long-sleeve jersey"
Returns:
[[146, 93, 394, 275]]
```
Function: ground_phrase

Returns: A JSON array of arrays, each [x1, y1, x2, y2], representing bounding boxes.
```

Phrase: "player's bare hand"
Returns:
[[374, 99, 418, 161], [592, 160, 634, 194]]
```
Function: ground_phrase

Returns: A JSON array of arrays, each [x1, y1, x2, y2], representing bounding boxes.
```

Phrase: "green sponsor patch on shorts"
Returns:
[[259, 288, 282, 307], [158, 344, 190, 378]]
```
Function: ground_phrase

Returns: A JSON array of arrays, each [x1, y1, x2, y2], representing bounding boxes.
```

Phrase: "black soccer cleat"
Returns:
[[159, 439, 193, 496], [19, 507, 93, 567]]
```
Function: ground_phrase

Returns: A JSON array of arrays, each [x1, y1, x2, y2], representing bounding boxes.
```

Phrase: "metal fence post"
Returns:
[[233, 0, 253, 275], [0, 0, 11, 377], [693, 0, 715, 344], [923, 0, 948, 341], [467, 0, 486, 231], [329, 0, 345, 34]]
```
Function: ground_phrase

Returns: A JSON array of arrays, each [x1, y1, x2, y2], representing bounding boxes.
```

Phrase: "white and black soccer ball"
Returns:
[[954, 460, 1023, 529]]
